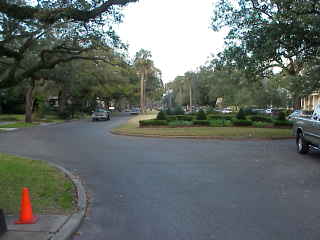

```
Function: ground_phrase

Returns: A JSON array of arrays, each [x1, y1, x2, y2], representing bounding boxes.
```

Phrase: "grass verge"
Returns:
[[0, 122, 40, 128], [112, 114, 292, 139], [0, 153, 76, 215]]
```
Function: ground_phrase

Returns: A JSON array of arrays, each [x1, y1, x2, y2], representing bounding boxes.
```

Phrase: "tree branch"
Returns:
[[0, 0, 138, 24]]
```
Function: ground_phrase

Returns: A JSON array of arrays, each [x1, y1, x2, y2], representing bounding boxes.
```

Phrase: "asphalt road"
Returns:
[[1, 114, 320, 240]]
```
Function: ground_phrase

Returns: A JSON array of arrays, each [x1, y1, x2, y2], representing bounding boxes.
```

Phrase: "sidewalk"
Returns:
[[3, 215, 69, 240], [1, 164, 87, 240]]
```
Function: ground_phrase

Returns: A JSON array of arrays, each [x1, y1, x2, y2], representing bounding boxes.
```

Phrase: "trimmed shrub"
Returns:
[[252, 121, 272, 128], [157, 110, 167, 120], [236, 108, 246, 120], [273, 120, 293, 127], [248, 115, 272, 123], [208, 114, 234, 121], [166, 108, 173, 115], [173, 106, 185, 115], [167, 116, 178, 122], [277, 111, 286, 121], [193, 120, 210, 126], [168, 121, 193, 127], [176, 115, 194, 121], [196, 109, 207, 120], [243, 108, 256, 115], [139, 120, 168, 127], [209, 119, 232, 127], [165, 106, 185, 115], [232, 119, 253, 126]]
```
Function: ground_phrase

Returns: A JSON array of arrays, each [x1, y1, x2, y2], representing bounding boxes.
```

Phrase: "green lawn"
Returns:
[[0, 114, 25, 121], [0, 153, 76, 214], [0, 122, 40, 128], [112, 114, 293, 139], [0, 113, 84, 128]]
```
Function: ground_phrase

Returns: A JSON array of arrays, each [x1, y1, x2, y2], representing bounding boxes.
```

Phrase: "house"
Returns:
[[301, 92, 320, 110]]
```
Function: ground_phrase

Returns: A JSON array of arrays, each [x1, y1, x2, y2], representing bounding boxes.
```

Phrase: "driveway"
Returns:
[[1, 114, 320, 240]]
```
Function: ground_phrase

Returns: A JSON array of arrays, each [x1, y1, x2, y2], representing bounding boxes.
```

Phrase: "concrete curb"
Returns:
[[48, 163, 87, 240], [111, 130, 295, 141]]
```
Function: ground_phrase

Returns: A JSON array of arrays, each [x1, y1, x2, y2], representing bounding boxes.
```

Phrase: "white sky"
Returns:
[[116, 0, 227, 83]]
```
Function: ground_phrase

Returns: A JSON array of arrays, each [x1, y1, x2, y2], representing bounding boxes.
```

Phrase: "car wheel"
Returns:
[[296, 132, 309, 154]]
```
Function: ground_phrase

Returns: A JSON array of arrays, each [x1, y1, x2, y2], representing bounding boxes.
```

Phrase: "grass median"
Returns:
[[0, 153, 76, 215], [112, 114, 293, 139]]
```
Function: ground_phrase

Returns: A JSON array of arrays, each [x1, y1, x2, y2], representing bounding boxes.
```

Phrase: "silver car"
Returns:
[[92, 109, 111, 121]]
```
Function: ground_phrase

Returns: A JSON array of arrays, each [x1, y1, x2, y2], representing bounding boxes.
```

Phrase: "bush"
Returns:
[[236, 108, 246, 120], [168, 121, 193, 127], [165, 106, 185, 115], [242, 108, 257, 115], [193, 120, 210, 126], [209, 119, 232, 127], [248, 115, 273, 123], [173, 106, 185, 115], [139, 120, 168, 127], [273, 120, 293, 127], [232, 119, 253, 126], [176, 115, 194, 121], [208, 114, 234, 121], [166, 108, 173, 115], [167, 116, 178, 122], [157, 110, 167, 120], [252, 121, 272, 128], [277, 111, 286, 121], [196, 109, 207, 120]]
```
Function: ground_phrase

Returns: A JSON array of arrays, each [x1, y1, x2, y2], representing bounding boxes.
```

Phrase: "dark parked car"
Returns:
[[92, 109, 111, 121]]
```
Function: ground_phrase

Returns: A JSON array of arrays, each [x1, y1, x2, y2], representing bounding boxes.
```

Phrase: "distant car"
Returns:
[[221, 108, 232, 114], [130, 108, 141, 115], [287, 110, 311, 120], [252, 109, 266, 114], [265, 108, 272, 114], [92, 109, 111, 121]]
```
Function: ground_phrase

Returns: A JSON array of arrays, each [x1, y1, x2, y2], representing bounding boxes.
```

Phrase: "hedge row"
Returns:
[[273, 120, 293, 127], [208, 115, 234, 121], [139, 119, 293, 127], [232, 119, 253, 126], [139, 120, 168, 127], [193, 120, 210, 126], [247, 115, 273, 123]]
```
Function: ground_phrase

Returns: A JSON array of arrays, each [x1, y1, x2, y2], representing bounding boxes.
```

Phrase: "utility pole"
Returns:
[[140, 73, 145, 114], [189, 75, 192, 111]]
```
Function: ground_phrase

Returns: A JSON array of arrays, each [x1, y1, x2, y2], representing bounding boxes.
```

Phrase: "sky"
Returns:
[[116, 0, 227, 83]]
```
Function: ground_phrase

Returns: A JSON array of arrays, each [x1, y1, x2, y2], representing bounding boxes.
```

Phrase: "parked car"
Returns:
[[252, 109, 266, 114], [130, 108, 141, 115], [265, 108, 272, 114], [92, 109, 111, 121], [221, 108, 233, 114], [293, 104, 320, 154], [288, 110, 303, 120]]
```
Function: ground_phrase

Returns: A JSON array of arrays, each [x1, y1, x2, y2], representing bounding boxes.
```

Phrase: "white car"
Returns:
[[265, 109, 272, 114], [221, 108, 232, 114]]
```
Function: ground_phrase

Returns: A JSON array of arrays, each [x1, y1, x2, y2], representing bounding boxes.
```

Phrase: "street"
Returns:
[[1, 114, 320, 240]]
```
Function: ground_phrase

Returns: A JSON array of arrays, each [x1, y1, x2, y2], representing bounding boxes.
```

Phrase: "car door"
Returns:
[[310, 105, 320, 145]]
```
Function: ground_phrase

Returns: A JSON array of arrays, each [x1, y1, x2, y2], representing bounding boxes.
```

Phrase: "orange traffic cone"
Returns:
[[15, 188, 38, 224]]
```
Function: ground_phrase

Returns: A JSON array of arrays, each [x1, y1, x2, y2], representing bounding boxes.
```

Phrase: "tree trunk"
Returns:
[[25, 82, 35, 123], [58, 90, 67, 114], [140, 74, 145, 113]]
